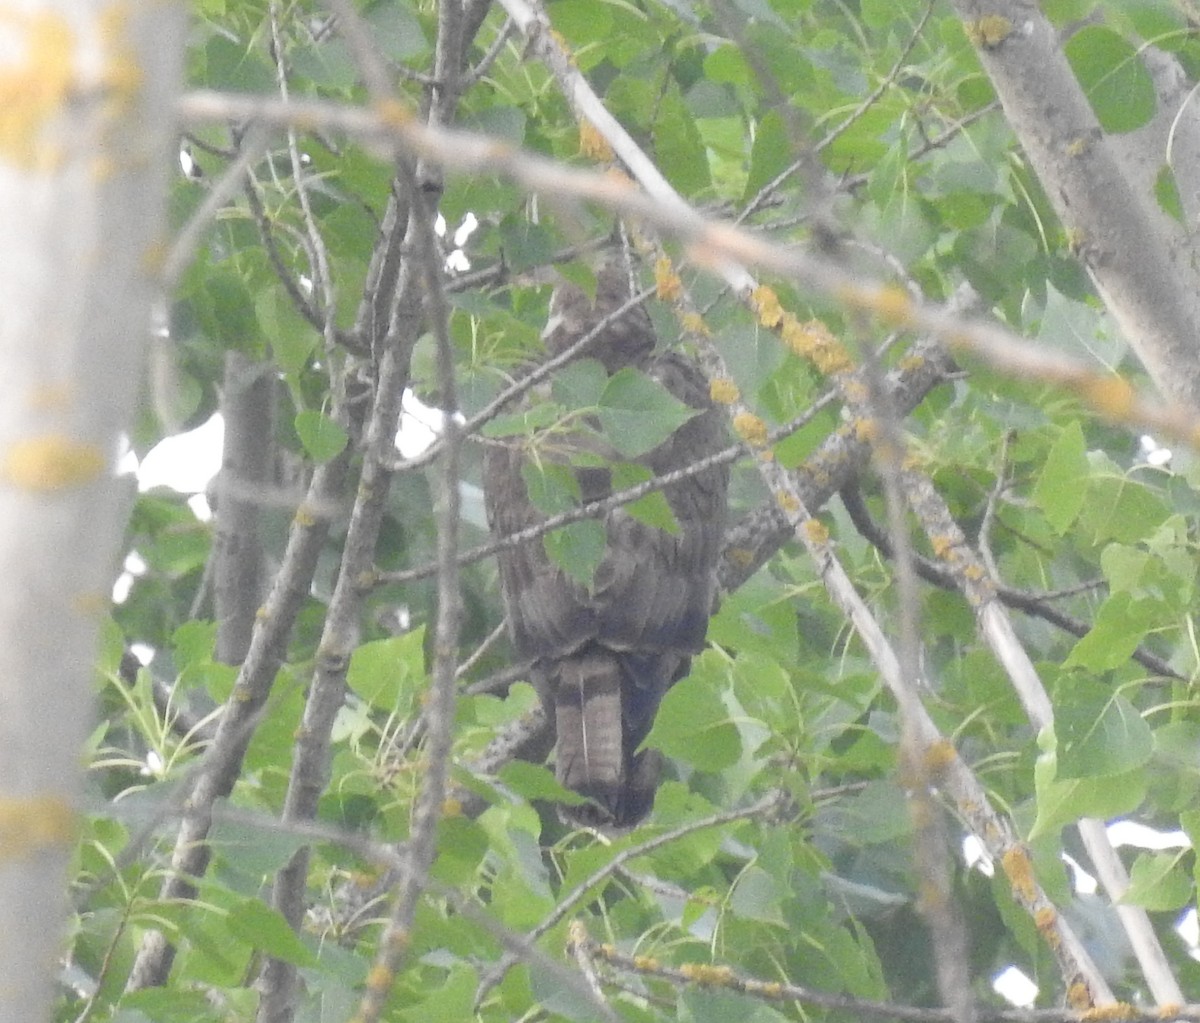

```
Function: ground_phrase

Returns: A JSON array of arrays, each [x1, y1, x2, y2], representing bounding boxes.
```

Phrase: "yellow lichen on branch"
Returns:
[[964, 15, 1014, 49], [733, 412, 769, 447], [999, 846, 1038, 904], [98, 3, 142, 107], [1079, 374, 1135, 419], [4, 434, 105, 491], [579, 118, 614, 162], [0, 795, 77, 860], [679, 963, 736, 986], [836, 283, 914, 327], [0, 10, 75, 169], [655, 256, 683, 301], [802, 518, 829, 544], [780, 316, 854, 375], [750, 286, 783, 328], [709, 377, 740, 404]]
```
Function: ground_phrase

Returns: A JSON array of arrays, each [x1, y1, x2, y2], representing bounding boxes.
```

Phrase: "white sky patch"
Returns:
[[129, 643, 155, 666], [1062, 853, 1098, 896], [992, 965, 1037, 1007], [1107, 820, 1190, 850], [453, 212, 478, 247], [178, 144, 198, 178], [1138, 434, 1172, 467], [962, 834, 994, 877], [138, 413, 224, 495], [437, 211, 477, 274], [396, 389, 463, 458], [112, 551, 148, 605]]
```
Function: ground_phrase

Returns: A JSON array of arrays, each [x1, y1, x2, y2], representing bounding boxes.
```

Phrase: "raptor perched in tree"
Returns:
[[483, 261, 730, 825]]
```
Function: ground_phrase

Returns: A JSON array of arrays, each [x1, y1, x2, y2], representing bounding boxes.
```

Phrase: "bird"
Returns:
[[482, 259, 730, 825]]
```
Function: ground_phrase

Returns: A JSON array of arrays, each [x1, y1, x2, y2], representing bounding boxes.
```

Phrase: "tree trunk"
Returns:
[[0, 5, 184, 1020]]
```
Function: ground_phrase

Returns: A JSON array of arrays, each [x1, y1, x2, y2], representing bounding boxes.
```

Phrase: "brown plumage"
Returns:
[[483, 262, 729, 825]]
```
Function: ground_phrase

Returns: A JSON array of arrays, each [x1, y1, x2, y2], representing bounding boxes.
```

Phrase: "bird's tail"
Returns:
[[550, 649, 672, 826]]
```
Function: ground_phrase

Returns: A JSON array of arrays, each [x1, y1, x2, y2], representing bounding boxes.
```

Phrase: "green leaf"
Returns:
[[1100, 543, 1152, 594], [1122, 850, 1191, 911], [551, 357, 607, 410], [1030, 750, 1146, 841], [654, 87, 712, 196], [498, 760, 589, 805], [481, 403, 565, 438], [346, 629, 426, 712], [399, 963, 478, 1023], [1033, 421, 1086, 533], [197, 267, 262, 351], [294, 409, 348, 462], [821, 780, 912, 844], [646, 656, 742, 770], [521, 461, 580, 515], [1080, 467, 1168, 543], [743, 109, 791, 204], [227, 898, 317, 967], [597, 367, 699, 457], [544, 520, 605, 589], [365, 2, 429, 63], [1064, 593, 1162, 672], [611, 462, 679, 533], [1053, 677, 1153, 778], [258, 288, 317, 375], [200, 34, 275, 93], [1155, 165, 1184, 223], [730, 866, 787, 923], [1064, 26, 1155, 134]]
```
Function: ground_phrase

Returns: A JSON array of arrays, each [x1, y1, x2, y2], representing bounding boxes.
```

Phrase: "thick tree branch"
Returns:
[[949, 0, 1200, 407]]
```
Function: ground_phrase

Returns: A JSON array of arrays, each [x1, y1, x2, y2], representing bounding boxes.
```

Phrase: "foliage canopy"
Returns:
[[60, 0, 1200, 1021]]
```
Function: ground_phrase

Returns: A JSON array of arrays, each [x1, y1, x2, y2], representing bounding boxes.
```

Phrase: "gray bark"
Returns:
[[0, 4, 184, 1020]]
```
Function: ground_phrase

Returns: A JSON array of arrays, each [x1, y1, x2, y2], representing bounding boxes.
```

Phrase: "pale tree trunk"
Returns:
[[0, 3, 184, 1021]]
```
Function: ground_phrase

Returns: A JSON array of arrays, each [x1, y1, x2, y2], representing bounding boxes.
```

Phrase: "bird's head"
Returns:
[[543, 260, 655, 373]]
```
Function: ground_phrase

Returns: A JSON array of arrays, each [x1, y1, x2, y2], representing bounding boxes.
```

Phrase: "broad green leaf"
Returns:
[[611, 461, 679, 533], [258, 288, 317, 375], [597, 366, 699, 457], [1122, 850, 1191, 911], [647, 657, 742, 770], [197, 267, 262, 351], [543, 519, 605, 589], [1155, 165, 1184, 222], [1030, 751, 1146, 840], [743, 109, 790, 205], [365, 2, 430, 63], [1064, 593, 1163, 673], [227, 899, 316, 966], [498, 760, 589, 806], [1053, 676, 1153, 777], [432, 817, 490, 886], [551, 357, 607, 410], [729, 864, 787, 926], [1064, 26, 1155, 133], [654, 88, 712, 196], [521, 461, 580, 515], [1080, 464, 1168, 543], [705, 43, 755, 89], [683, 987, 792, 1023], [481, 403, 565, 438], [293, 409, 348, 462], [399, 963, 478, 1023], [819, 780, 911, 845], [346, 629, 425, 712], [1100, 543, 1152, 593], [1033, 421, 1086, 533], [200, 34, 275, 92]]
